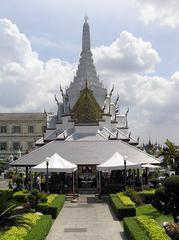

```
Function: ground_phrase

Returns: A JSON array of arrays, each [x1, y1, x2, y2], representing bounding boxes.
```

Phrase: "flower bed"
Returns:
[[136, 215, 170, 240], [0, 213, 52, 240], [125, 189, 155, 205], [25, 214, 52, 240], [117, 192, 135, 207], [110, 193, 136, 220], [38, 194, 65, 219], [12, 190, 29, 202], [123, 217, 150, 240], [0, 189, 13, 200], [137, 189, 155, 204]]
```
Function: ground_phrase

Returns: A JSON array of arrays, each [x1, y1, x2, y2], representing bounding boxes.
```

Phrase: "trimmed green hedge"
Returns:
[[117, 192, 135, 207], [137, 190, 155, 204], [12, 190, 29, 202], [0, 189, 13, 198], [123, 217, 149, 240], [0, 213, 52, 240], [25, 215, 52, 240], [125, 189, 155, 205], [137, 215, 170, 240], [38, 194, 65, 219], [110, 194, 136, 220]]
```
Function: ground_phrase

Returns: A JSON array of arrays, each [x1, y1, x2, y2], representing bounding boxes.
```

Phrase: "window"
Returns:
[[0, 142, 7, 151], [12, 126, 21, 133], [27, 142, 34, 150], [28, 126, 34, 133], [13, 142, 20, 151], [0, 126, 7, 133]]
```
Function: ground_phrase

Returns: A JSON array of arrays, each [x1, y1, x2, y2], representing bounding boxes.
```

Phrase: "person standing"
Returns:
[[8, 177, 13, 189], [41, 175, 46, 191], [36, 175, 41, 191]]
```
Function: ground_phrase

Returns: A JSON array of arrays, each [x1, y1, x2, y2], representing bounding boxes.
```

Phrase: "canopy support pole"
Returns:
[[72, 171, 75, 199], [124, 159, 127, 190], [76, 168, 78, 192], [29, 167, 32, 191], [99, 171, 101, 196]]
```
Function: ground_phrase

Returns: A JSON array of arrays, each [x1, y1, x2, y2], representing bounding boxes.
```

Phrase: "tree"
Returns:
[[152, 176, 179, 222], [160, 139, 179, 174]]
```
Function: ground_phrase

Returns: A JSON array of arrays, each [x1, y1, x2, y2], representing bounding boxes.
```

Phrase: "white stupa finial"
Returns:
[[84, 15, 88, 23]]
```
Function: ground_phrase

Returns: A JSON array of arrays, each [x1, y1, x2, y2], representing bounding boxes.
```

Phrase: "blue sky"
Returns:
[[0, 0, 179, 143], [0, 0, 178, 77]]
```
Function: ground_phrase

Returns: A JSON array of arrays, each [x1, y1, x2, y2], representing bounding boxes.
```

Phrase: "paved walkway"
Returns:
[[0, 179, 8, 189], [46, 195, 126, 240]]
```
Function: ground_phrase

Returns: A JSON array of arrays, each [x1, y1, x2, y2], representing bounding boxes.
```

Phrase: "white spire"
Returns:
[[84, 15, 88, 23], [82, 15, 91, 52], [66, 17, 107, 108]]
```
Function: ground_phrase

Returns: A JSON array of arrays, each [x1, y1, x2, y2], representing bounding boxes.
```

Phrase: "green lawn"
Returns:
[[136, 204, 173, 225]]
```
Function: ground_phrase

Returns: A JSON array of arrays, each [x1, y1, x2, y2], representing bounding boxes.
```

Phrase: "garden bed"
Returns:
[[123, 217, 149, 240], [38, 194, 65, 219], [136, 204, 173, 225], [125, 188, 155, 205], [0, 213, 52, 240], [124, 215, 170, 240], [110, 193, 136, 220]]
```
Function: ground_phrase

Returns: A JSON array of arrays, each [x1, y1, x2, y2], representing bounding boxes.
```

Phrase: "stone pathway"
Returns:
[[46, 195, 126, 240]]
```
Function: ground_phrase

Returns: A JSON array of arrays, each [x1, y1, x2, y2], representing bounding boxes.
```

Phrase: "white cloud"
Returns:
[[132, 0, 179, 28], [93, 31, 160, 74], [0, 19, 74, 112], [92, 31, 179, 142]]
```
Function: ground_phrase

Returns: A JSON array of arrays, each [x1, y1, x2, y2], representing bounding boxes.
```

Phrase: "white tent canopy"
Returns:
[[97, 152, 141, 171], [142, 163, 161, 169], [31, 153, 77, 173]]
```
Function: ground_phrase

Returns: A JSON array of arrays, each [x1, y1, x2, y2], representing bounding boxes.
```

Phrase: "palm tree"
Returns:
[[0, 194, 31, 231], [160, 139, 179, 174]]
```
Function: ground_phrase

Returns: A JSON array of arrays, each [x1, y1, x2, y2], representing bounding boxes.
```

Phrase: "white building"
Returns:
[[0, 113, 46, 160], [12, 18, 159, 191]]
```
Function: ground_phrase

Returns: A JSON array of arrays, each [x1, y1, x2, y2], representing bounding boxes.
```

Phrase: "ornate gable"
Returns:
[[71, 86, 103, 123]]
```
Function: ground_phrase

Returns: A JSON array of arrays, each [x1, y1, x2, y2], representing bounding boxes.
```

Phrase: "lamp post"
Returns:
[[124, 155, 127, 189], [46, 159, 49, 193]]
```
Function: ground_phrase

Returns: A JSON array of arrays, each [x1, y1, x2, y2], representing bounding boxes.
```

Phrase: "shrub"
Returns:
[[27, 189, 47, 209], [0, 191, 32, 232], [154, 186, 168, 202], [125, 189, 143, 206], [12, 190, 29, 203], [164, 175, 179, 195], [25, 215, 52, 240], [38, 194, 65, 219], [0, 189, 13, 201], [125, 189, 155, 205], [152, 176, 179, 221], [136, 215, 170, 240], [149, 178, 160, 188], [123, 217, 149, 240], [110, 194, 136, 220], [0, 213, 40, 240], [45, 194, 58, 205], [152, 199, 164, 212], [117, 192, 135, 207], [137, 189, 155, 204]]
